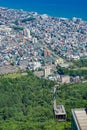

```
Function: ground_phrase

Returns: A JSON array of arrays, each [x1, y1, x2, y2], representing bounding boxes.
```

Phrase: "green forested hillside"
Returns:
[[0, 71, 87, 130], [57, 83, 87, 121]]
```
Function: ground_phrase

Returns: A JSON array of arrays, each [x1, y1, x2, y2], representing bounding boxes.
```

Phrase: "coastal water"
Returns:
[[0, 0, 87, 21]]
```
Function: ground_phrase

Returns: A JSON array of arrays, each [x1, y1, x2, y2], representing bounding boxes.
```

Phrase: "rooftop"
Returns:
[[54, 100, 66, 115], [72, 108, 87, 130]]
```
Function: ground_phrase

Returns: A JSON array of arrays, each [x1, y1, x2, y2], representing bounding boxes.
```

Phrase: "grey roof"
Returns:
[[54, 99, 66, 115], [72, 108, 87, 130]]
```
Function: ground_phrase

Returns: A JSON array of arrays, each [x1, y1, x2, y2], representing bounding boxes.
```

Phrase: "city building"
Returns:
[[33, 62, 41, 70], [24, 28, 32, 40], [44, 66, 51, 78], [55, 58, 64, 65], [61, 75, 70, 84], [44, 49, 51, 57], [34, 71, 44, 78], [72, 108, 87, 130], [32, 37, 38, 43]]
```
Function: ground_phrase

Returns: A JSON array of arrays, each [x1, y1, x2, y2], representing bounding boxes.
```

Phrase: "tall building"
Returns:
[[24, 28, 32, 40], [32, 37, 37, 43], [44, 66, 51, 78], [72, 108, 87, 130], [27, 29, 31, 39]]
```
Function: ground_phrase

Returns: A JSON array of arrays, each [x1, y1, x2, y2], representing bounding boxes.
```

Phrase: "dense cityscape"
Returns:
[[0, 6, 87, 130], [0, 7, 87, 83]]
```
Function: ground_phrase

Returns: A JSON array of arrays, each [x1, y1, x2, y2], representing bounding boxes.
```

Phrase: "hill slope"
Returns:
[[0, 71, 87, 130]]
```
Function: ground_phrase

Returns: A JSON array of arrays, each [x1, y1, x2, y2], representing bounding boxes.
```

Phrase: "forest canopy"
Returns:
[[0, 71, 87, 130]]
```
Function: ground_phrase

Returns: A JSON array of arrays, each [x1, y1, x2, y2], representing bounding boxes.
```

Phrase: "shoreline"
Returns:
[[0, 6, 87, 22]]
